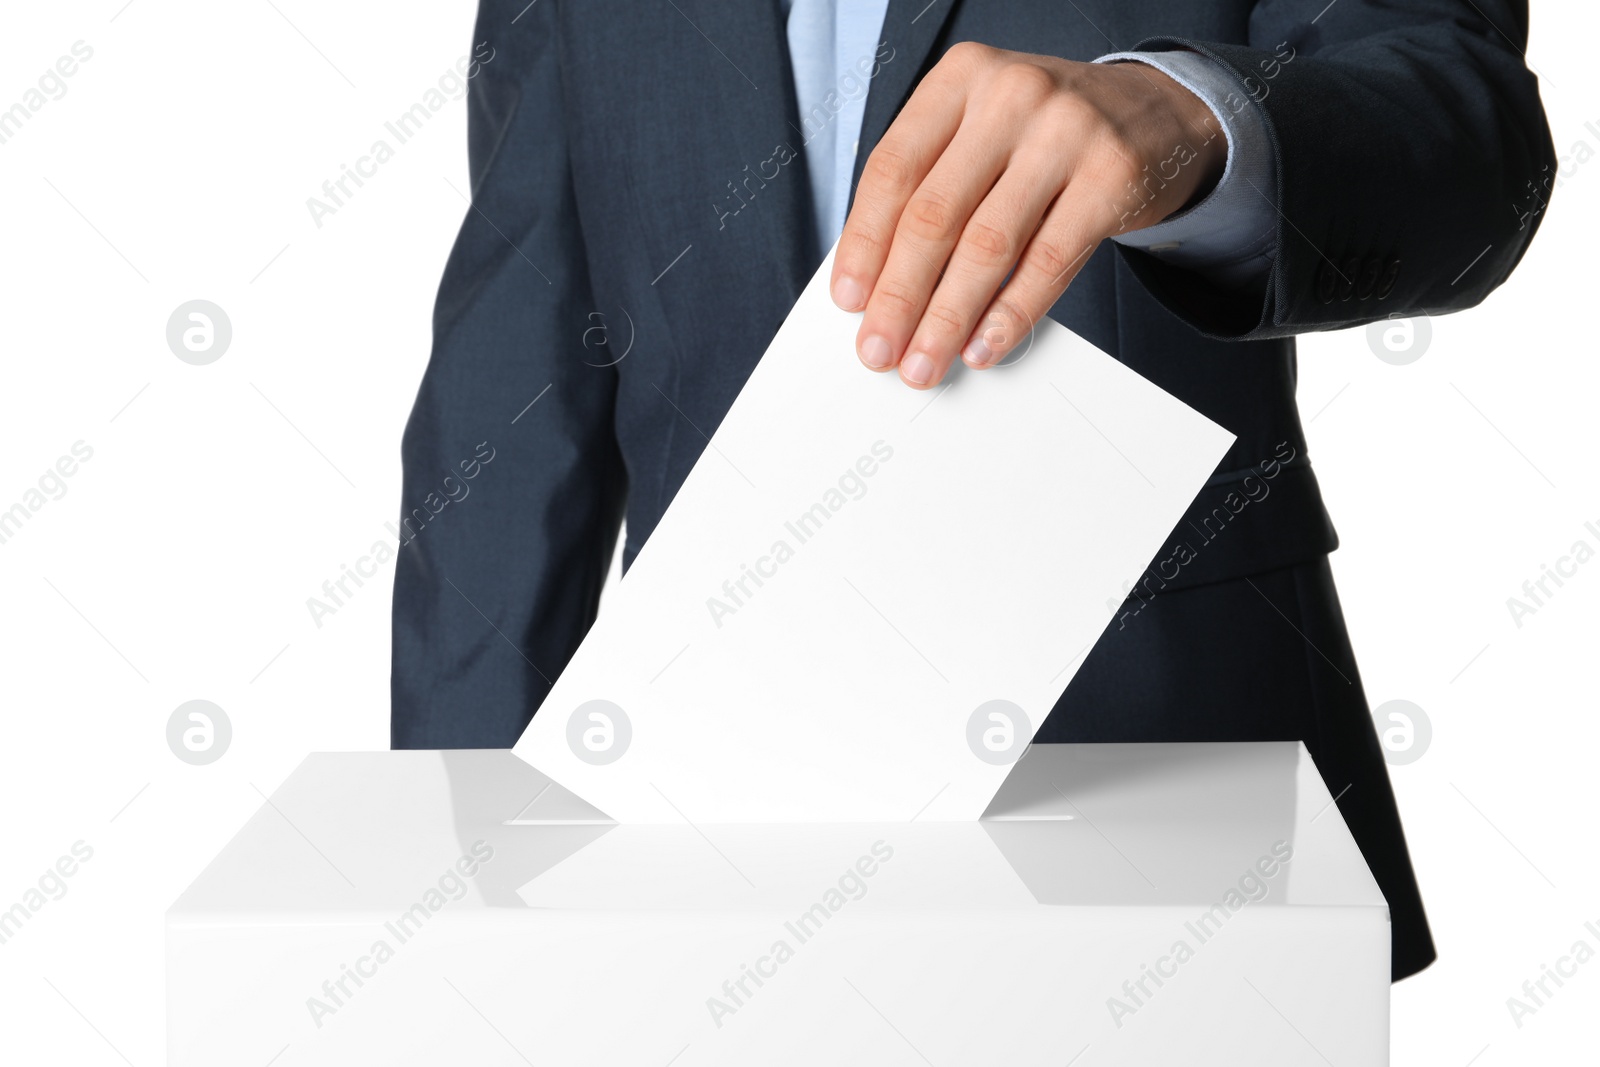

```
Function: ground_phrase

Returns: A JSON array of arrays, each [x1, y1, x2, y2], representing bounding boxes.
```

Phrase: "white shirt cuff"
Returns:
[[1095, 49, 1278, 289]]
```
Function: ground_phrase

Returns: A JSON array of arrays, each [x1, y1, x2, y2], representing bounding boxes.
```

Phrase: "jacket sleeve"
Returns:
[[391, 0, 626, 748], [1119, 0, 1555, 339]]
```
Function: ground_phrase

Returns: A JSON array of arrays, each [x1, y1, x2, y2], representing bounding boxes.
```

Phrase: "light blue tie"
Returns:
[[783, 0, 892, 256]]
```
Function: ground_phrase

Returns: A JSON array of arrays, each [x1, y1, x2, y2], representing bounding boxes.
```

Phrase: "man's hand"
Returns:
[[830, 43, 1228, 388]]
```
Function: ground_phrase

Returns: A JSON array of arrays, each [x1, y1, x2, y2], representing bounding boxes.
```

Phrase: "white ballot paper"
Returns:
[[514, 248, 1235, 823]]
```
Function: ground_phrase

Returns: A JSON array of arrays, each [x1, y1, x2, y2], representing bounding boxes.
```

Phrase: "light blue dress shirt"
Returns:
[[782, 0, 894, 254], [781, 0, 1277, 288]]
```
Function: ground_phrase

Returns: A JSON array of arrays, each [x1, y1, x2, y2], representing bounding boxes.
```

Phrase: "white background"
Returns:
[[0, 1, 1594, 1064]]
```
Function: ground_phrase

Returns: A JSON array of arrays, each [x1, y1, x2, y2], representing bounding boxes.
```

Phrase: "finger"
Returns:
[[896, 152, 1065, 388], [830, 50, 975, 321], [856, 126, 1013, 382], [961, 193, 1107, 368]]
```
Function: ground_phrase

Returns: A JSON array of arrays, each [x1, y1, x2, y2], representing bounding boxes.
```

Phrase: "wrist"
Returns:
[[1145, 65, 1229, 212], [1089, 55, 1231, 231]]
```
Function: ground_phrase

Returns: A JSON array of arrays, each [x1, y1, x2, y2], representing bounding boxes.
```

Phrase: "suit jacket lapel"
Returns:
[[706, 0, 813, 304], [850, 0, 965, 202]]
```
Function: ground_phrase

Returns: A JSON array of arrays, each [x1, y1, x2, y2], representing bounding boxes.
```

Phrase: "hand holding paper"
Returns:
[[831, 42, 1228, 388]]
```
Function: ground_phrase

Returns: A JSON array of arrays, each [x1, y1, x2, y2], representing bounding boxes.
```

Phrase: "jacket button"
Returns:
[[1336, 257, 1359, 301], [1315, 260, 1337, 304], [1356, 258, 1381, 300], [1376, 257, 1401, 300]]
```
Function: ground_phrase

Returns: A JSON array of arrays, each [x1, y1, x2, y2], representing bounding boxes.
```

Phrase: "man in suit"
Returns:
[[392, 0, 1554, 982]]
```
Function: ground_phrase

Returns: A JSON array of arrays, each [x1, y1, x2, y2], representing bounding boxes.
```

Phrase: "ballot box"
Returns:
[[167, 742, 1388, 1065]]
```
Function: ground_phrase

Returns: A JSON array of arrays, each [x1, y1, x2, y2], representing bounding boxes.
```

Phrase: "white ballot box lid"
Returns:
[[169, 742, 1385, 920]]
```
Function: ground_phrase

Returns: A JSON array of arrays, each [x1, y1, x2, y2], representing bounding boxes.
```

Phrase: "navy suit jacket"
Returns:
[[392, 0, 1551, 748]]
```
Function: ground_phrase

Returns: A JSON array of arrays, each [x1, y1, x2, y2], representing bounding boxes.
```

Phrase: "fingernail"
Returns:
[[860, 335, 894, 369], [833, 275, 865, 311], [902, 351, 935, 386], [964, 336, 992, 366]]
